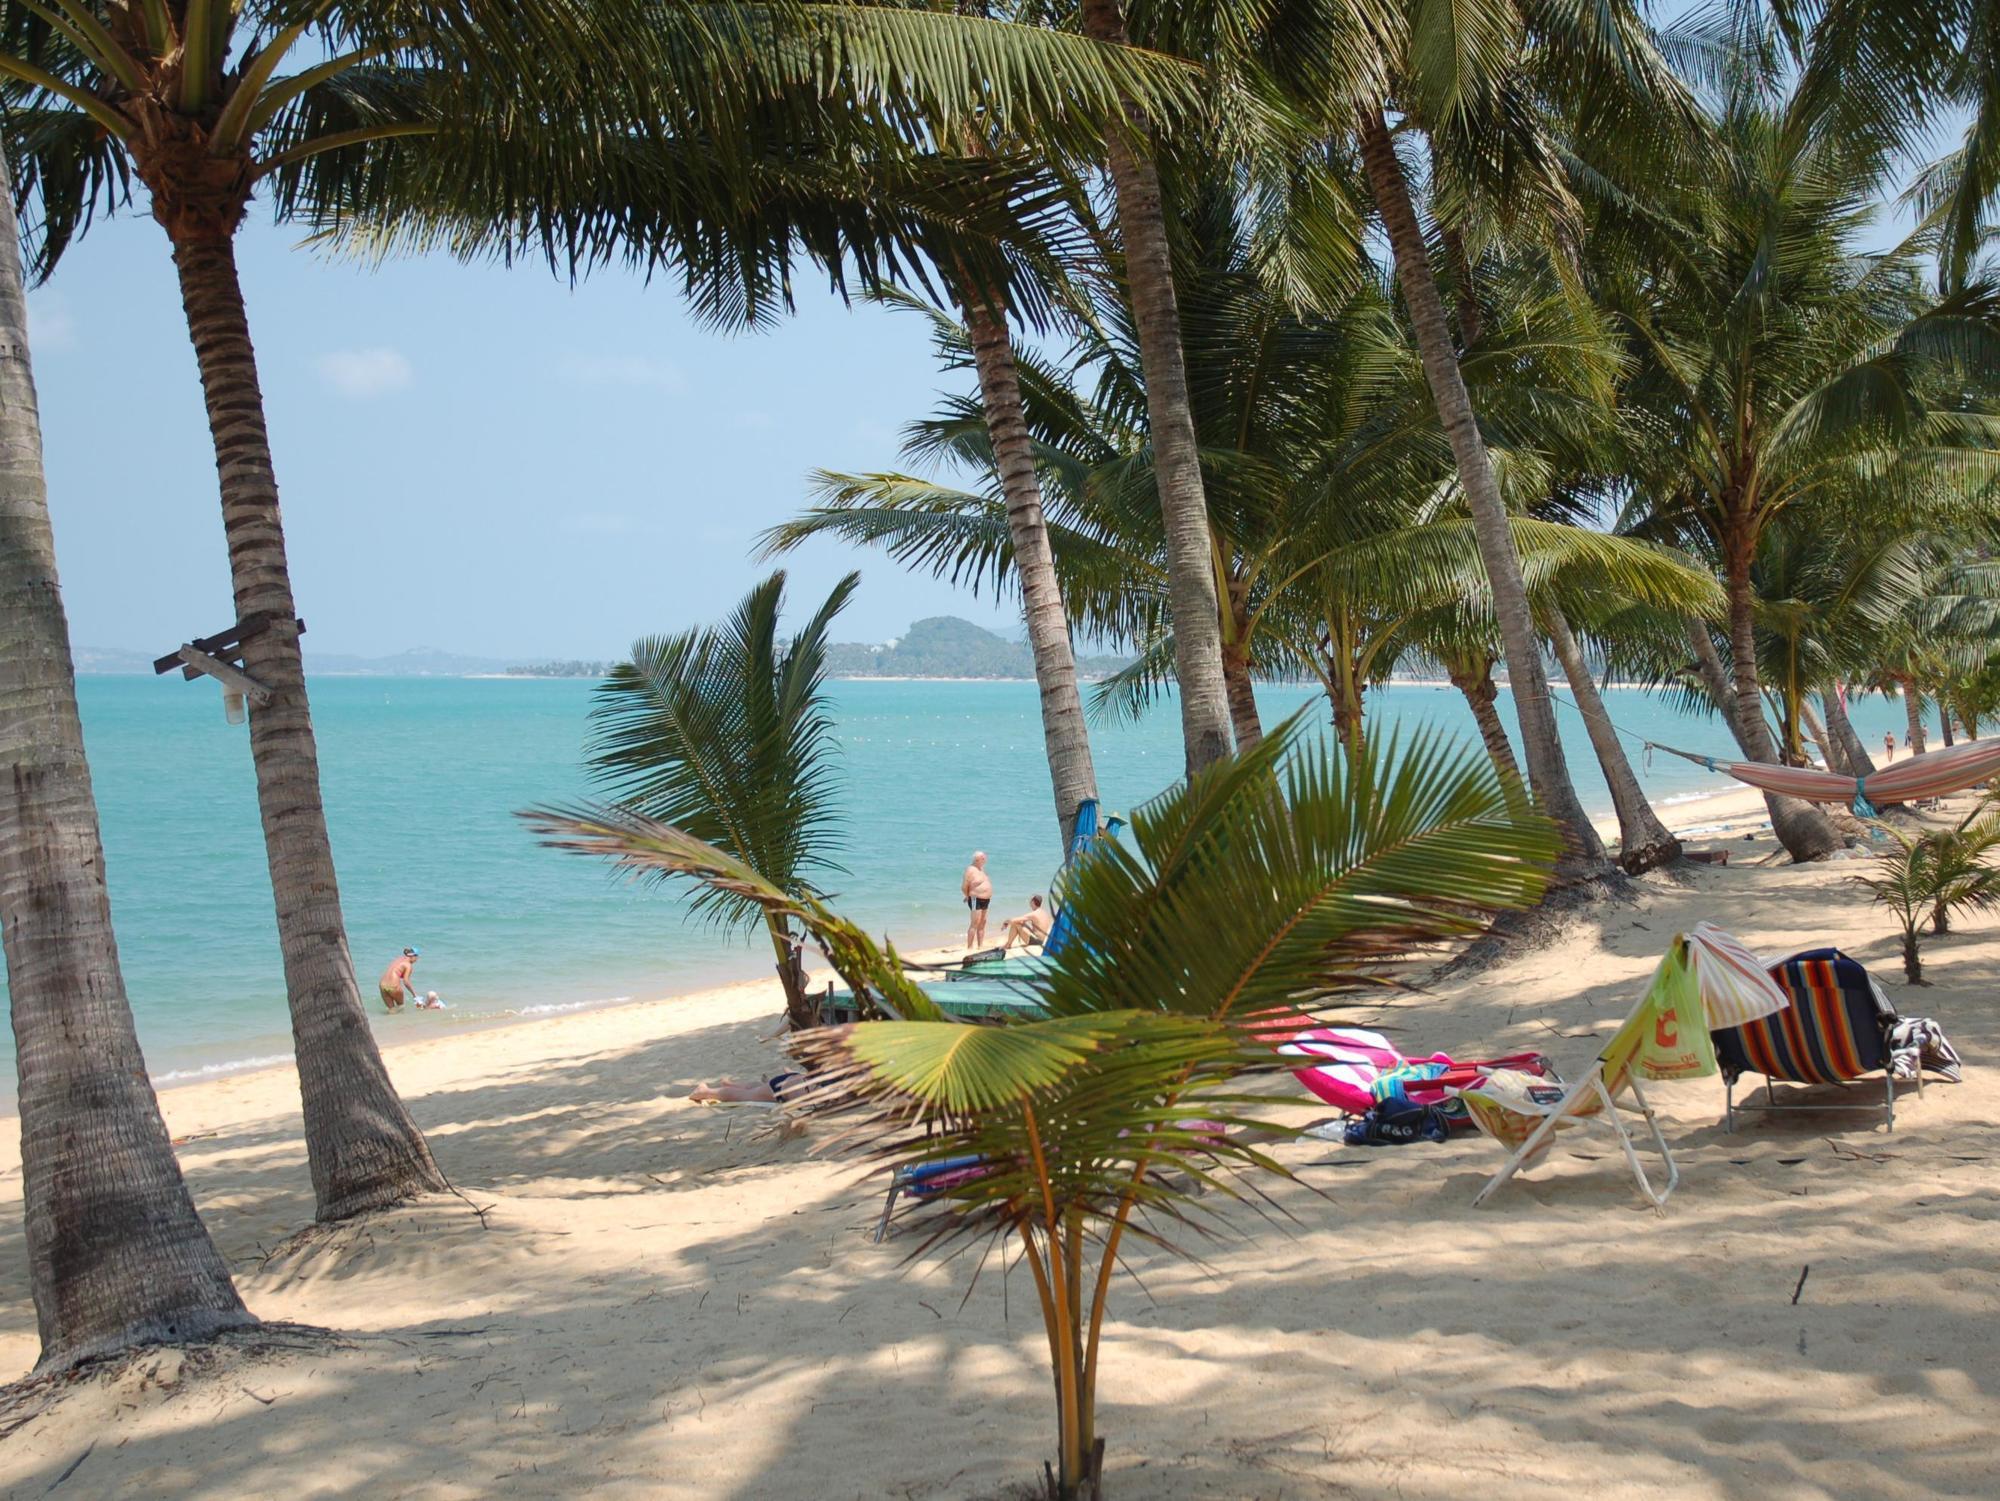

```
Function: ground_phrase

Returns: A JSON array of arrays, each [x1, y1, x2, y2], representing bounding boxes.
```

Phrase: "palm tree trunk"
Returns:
[[1687, 622, 1744, 741], [1718, 546, 1842, 860], [1447, 657, 1521, 784], [1357, 108, 1606, 875], [768, 920, 817, 1031], [1220, 604, 1262, 749], [1940, 703, 1953, 747], [1546, 611, 1681, 873], [1902, 678, 1928, 756], [964, 298, 1100, 848], [1823, 687, 1878, 777], [169, 227, 447, 1220], [1801, 698, 1841, 771], [1078, 0, 1234, 776], [0, 173, 256, 1371], [1223, 653, 1263, 750]]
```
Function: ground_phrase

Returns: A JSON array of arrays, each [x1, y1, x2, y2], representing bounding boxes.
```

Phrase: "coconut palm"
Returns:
[[1923, 813, 2000, 935], [775, 231, 1721, 853], [0, 156, 254, 1370], [0, 0, 1197, 1220], [587, 571, 853, 1032], [1072, 0, 1237, 774], [527, 717, 1558, 1499], [1855, 820, 2000, 983], [1792, 0, 2000, 294], [1339, 0, 1696, 877], [1605, 54, 2000, 859]]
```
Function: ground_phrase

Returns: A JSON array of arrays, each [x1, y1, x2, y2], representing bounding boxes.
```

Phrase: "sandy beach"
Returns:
[[3, 787, 1993, 1499]]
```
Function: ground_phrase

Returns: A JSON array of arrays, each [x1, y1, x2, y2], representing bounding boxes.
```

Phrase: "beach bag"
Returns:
[[1342, 1097, 1453, 1147]]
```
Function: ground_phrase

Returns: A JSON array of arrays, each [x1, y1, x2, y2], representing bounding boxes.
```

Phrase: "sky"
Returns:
[[27, 211, 1016, 661]]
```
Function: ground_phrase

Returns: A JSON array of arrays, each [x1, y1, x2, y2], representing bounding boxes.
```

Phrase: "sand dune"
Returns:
[[2, 799, 1995, 1499]]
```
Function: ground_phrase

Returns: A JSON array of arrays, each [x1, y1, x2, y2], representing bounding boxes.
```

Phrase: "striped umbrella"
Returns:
[[1684, 923, 1788, 1027]]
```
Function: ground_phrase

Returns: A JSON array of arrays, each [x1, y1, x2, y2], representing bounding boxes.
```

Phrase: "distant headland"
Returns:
[[73, 617, 1133, 683]]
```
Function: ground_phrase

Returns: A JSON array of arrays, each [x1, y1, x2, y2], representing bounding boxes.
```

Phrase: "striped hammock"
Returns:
[[1658, 737, 2000, 817]]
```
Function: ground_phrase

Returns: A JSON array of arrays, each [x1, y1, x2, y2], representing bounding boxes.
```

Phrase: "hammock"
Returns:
[[1651, 736, 2000, 817]]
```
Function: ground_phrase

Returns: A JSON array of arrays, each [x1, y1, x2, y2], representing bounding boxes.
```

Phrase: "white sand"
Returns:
[[3, 793, 1995, 1499]]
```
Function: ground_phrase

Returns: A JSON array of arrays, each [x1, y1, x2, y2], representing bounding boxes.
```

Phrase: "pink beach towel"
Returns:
[[1283, 1027, 1556, 1115], [1283, 1028, 1454, 1114]]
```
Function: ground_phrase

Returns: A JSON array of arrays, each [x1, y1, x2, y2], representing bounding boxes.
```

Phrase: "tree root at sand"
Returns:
[[1441, 872, 1638, 976]]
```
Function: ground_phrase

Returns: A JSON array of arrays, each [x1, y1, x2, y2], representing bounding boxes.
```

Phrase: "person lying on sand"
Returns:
[[998, 894, 1053, 952], [688, 1071, 808, 1104]]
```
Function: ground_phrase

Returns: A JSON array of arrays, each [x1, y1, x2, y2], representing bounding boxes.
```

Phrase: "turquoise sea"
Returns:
[[0, 676, 1917, 1102]]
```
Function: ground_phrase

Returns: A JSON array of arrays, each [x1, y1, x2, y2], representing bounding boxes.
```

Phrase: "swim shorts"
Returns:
[[967, 897, 991, 911]]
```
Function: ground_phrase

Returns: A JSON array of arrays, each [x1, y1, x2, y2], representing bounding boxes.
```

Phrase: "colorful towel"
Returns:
[[1711, 948, 1897, 1085], [1888, 1017, 1963, 1082]]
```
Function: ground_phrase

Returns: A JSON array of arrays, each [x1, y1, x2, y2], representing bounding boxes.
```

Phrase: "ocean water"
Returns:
[[0, 675, 1917, 1100]]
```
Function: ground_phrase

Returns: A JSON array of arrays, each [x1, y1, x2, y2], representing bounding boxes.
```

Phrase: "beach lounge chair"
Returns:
[[1711, 948, 1906, 1131], [1467, 923, 1790, 1210], [874, 1155, 989, 1242]]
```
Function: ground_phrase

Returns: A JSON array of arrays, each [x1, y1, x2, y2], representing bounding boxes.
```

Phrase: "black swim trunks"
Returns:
[[967, 896, 991, 911]]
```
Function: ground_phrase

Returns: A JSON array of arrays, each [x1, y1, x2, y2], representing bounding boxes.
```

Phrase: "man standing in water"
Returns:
[[379, 946, 420, 1011], [961, 852, 993, 951]]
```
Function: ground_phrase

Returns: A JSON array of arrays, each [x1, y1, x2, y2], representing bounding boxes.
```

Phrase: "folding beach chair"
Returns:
[[1712, 948, 1906, 1131], [874, 1155, 989, 1242], [1467, 923, 1790, 1210]]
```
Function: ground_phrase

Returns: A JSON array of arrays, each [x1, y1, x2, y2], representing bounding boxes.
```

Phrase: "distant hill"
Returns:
[[503, 660, 612, 678], [77, 645, 518, 676], [313, 647, 518, 676], [76, 617, 1126, 682], [827, 616, 1128, 680]]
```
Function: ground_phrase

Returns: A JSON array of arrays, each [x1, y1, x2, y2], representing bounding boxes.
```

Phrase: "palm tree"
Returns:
[[1794, 0, 2000, 293], [823, 294, 1098, 852], [528, 717, 1558, 1499], [778, 253, 1720, 832], [1, 0, 1193, 1220], [1854, 820, 2000, 983], [0, 157, 254, 1370], [1342, 0, 1695, 877], [961, 298, 1100, 851], [1923, 813, 2000, 935], [1072, 0, 1235, 775], [1606, 61, 2000, 862], [586, 572, 853, 1032]]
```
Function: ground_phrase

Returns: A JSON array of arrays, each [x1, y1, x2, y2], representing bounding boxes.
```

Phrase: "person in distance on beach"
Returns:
[[688, 1070, 807, 1104], [1885, 733, 1896, 762], [961, 851, 993, 951], [378, 946, 420, 1011], [998, 894, 1052, 952]]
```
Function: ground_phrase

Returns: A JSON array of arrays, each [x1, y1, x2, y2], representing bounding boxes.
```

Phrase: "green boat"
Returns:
[[821, 976, 1045, 1024]]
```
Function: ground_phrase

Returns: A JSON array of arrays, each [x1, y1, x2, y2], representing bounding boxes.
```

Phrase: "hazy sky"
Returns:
[[28, 212, 1014, 661]]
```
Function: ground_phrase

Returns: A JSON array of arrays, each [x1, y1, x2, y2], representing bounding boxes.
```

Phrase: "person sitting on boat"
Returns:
[[998, 894, 1053, 952]]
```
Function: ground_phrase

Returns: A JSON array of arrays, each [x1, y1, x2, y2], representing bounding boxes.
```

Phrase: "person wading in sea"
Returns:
[[379, 947, 420, 1011], [962, 852, 993, 951]]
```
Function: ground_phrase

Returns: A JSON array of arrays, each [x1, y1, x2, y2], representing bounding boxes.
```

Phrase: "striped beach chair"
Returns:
[[1711, 948, 1906, 1131]]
